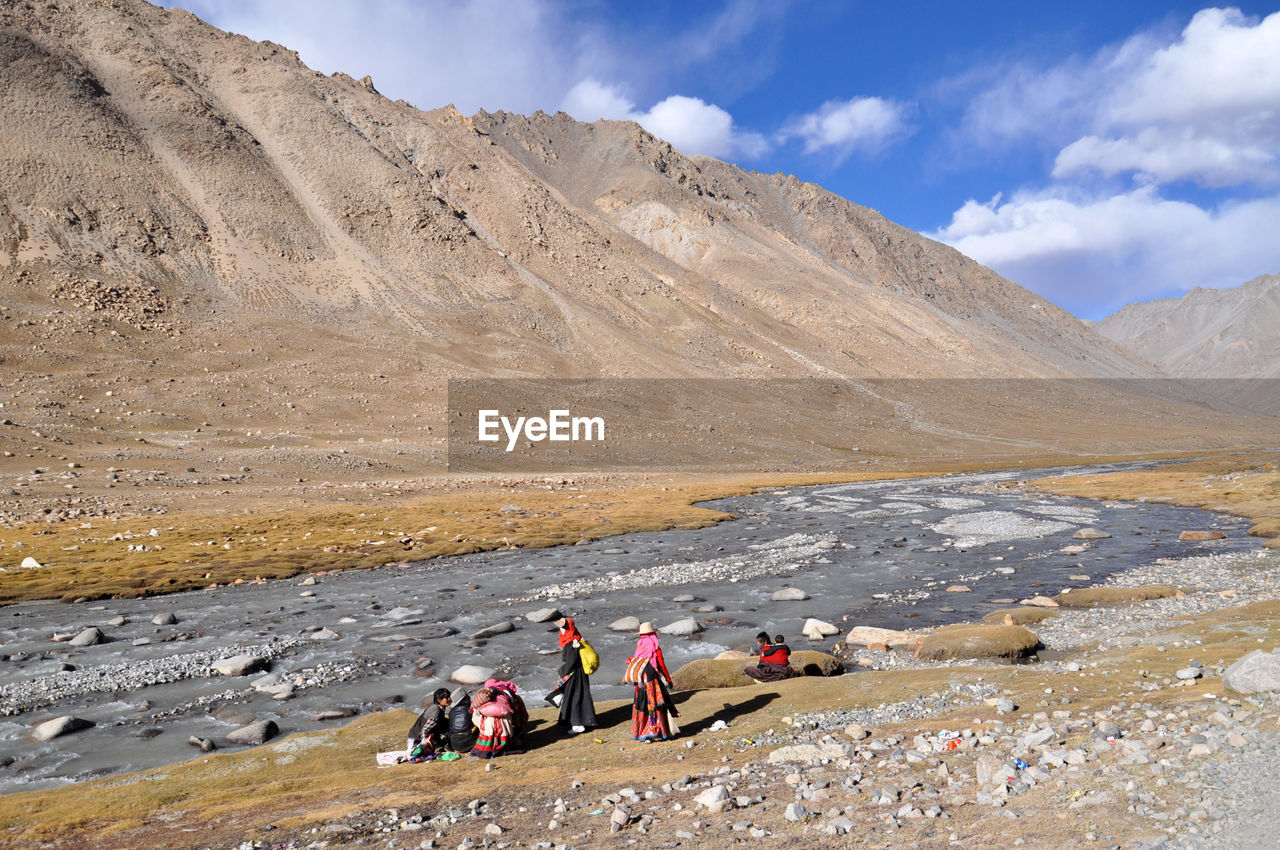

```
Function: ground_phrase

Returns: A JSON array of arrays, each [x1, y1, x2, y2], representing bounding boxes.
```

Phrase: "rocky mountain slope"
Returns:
[[1096, 274, 1280, 379], [0, 0, 1271, 492]]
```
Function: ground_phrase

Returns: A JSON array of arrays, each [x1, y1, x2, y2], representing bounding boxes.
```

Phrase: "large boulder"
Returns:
[[525, 607, 562, 623], [915, 624, 1039, 661], [771, 588, 809, 601], [448, 665, 495, 685], [212, 654, 270, 676], [767, 743, 847, 763], [1223, 650, 1280, 694], [671, 651, 843, 690], [658, 618, 703, 637], [802, 618, 840, 640], [608, 616, 640, 632], [30, 716, 94, 742], [225, 719, 279, 746], [470, 621, 515, 639], [68, 627, 105, 647], [845, 626, 919, 649]]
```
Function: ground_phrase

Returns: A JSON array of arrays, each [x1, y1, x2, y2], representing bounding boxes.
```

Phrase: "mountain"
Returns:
[[0, 0, 1270, 481], [1096, 274, 1280, 379]]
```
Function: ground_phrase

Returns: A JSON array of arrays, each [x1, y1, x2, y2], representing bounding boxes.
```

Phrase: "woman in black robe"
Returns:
[[545, 617, 597, 734]]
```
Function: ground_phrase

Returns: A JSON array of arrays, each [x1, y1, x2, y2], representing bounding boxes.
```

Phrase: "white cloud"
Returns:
[[956, 7, 1280, 188], [560, 79, 768, 160], [560, 78, 636, 122], [1110, 8, 1280, 127], [1054, 129, 1275, 186], [781, 96, 910, 160], [174, 0, 592, 115], [931, 185, 1280, 315], [935, 7, 1280, 315]]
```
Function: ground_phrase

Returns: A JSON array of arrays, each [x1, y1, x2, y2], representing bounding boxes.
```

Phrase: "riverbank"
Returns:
[[0, 450, 1234, 605], [1, 546, 1278, 848]]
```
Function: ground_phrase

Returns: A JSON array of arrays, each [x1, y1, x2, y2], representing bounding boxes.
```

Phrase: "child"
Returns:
[[745, 630, 797, 682]]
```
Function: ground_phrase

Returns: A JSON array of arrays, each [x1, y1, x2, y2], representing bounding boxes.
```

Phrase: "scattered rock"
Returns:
[[212, 655, 270, 677], [693, 785, 731, 813], [188, 735, 217, 752], [449, 665, 495, 685], [945, 585, 972, 593], [1179, 530, 1226, 541], [845, 626, 918, 649], [30, 716, 94, 742], [768, 743, 846, 763], [608, 616, 640, 632], [470, 621, 515, 639], [1073, 528, 1111, 540], [658, 618, 703, 636], [68, 627, 105, 647], [525, 608, 561, 623], [309, 708, 358, 721], [802, 618, 839, 640], [1223, 650, 1280, 694], [151, 612, 178, 626], [20, 557, 42, 569], [1021, 596, 1059, 608], [771, 588, 809, 601], [784, 801, 810, 821], [225, 720, 279, 746]]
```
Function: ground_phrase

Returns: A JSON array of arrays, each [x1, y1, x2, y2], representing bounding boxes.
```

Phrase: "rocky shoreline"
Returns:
[[177, 544, 1280, 850]]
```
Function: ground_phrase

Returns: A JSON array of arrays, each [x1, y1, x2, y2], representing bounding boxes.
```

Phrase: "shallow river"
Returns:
[[0, 462, 1256, 792]]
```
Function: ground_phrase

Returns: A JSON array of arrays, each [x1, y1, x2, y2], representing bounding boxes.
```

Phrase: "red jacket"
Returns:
[[760, 643, 791, 665]]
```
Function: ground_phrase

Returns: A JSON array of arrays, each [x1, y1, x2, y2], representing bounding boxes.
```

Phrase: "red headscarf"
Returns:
[[557, 617, 582, 648]]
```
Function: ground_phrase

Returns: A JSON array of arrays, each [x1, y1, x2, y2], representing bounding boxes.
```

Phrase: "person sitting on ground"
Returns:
[[470, 678, 528, 758], [407, 687, 453, 758], [448, 687, 477, 753], [744, 630, 798, 682]]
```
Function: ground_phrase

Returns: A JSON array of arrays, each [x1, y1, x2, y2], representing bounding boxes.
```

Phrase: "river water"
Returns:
[[0, 462, 1257, 792]]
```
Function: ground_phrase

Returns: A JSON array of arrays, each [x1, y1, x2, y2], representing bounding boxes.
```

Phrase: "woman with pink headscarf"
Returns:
[[628, 622, 679, 742]]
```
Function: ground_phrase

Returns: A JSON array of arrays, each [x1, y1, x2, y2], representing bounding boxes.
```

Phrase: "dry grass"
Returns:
[[6, 595, 1280, 848], [1028, 452, 1280, 547], [0, 472, 917, 604], [0, 452, 1149, 606], [914, 624, 1040, 661], [1052, 584, 1182, 608], [670, 651, 843, 690]]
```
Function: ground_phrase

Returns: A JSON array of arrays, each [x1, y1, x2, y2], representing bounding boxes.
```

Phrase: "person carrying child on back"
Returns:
[[744, 631, 798, 682]]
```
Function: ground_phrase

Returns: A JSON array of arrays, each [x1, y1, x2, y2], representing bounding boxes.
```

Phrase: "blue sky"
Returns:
[[171, 1, 1280, 320]]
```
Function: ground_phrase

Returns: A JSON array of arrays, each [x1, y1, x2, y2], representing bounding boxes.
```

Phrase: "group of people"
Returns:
[[407, 619, 794, 760]]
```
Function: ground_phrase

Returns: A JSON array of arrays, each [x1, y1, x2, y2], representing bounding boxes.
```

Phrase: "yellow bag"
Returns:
[[578, 638, 600, 675]]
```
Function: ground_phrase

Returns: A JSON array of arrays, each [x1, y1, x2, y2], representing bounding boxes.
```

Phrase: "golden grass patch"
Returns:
[[670, 651, 844, 690], [1028, 452, 1280, 547], [981, 606, 1059, 625], [914, 624, 1040, 661], [1052, 584, 1182, 608]]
